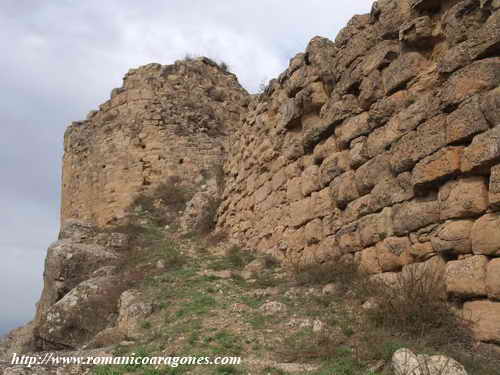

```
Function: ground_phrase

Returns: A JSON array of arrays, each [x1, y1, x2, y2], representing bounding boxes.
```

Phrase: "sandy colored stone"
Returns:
[[337, 223, 362, 254], [287, 177, 303, 202], [439, 177, 489, 220], [335, 112, 370, 149], [319, 151, 351, 188], [305, 218, 323, 245], [412, 147, 463, 190], [487, 259, 500, 301], [440, 57, 500, 106], [376, 236, 410, 272], [489, 164, 500, 210], [446, 96, 490, 144], [463, 300, 500, 344], [330, 171, 359, 209], [392, 197, 440, 235], [301, 165, 321, 196], [359, 207, 393, 248], [349, 136, 369, 168], [471, 213, 500, 256], [409, 242, 435, 261], [355, 153, 392, 195], [445, 256, 488, 298], [430, 220, 473, 255], [461, 126, 500, 173], [382, 52, 429, 94], [360, 247, 382, 274], [390, 115, 447, 173]]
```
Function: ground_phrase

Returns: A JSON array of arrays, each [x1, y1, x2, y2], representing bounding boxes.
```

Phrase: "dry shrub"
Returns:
[[203, 231, 228, 247], [367, 263, 472, 347], [224, 245, 255, 270], [278, 329, 348, 363], [292, 259, 370, 297], [262, 254, 280, 269], [131, 180, 194, 227], [219, 61, 230, 73], [197, 196, 222, 235]]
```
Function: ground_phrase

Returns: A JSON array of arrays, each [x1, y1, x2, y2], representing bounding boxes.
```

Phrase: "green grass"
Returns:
[[246, 312, 268, 329], [204, 330, 242, 355], [175, 292, 217, 318], [212, 364, 244, 374]]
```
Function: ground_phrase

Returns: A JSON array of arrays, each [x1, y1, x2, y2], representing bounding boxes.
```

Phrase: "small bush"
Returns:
[[219, 61, 230, 73], [262, 254, 280, 269], [367, 263, 472, 346], [210, 245, 255, 271], [293, 259, 369, 295], [131, 180, 194, 227], [197, 196, 221, 235], [156, 238, 187, 270], [278, 328, 350, 362]]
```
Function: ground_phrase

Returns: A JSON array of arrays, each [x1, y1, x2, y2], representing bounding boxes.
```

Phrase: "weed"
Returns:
[[293, 260, 369, 294], [262, 367, 286, 375], [253, 271, 281, 288], [278, 328, 347, 362], [262, 254, 280, 269], [366, 263, 472, 346], [206, 330, 242, 355], [176, 292, 217, 318], [219, 61, 230, 73], [209, 246, 255, 271], [213, 364, 243, 374], [246, 312, 268, 329]]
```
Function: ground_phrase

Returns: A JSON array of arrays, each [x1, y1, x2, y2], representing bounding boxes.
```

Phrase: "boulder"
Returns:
[[36, 276, 121, 348], [392, 348, 467, 375], [117, 289, 153, 340]]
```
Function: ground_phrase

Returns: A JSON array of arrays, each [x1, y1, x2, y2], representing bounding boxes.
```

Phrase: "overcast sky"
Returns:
[[0, 0, 374, 336]]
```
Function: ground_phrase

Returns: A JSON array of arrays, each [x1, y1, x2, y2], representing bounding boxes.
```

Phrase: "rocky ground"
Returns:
[[2, 214, 500, 374]]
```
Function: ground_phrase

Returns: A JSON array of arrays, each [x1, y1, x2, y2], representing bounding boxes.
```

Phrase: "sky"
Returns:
[[0, 0, 374, 336]]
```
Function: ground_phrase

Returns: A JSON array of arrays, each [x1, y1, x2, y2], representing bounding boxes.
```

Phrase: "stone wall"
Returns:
[[61, 58, 249, 227], [218, 0, 500, 344]]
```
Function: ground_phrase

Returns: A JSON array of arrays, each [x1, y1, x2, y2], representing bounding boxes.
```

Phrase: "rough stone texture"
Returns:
[[472, 213, 500, 256], [438, 177, 489, 220], [463, 301, 500, 344], [487, 259, 500, 300], [392, 348, 468, 375], [117, 290, 153, 340], [8, 0, 500, 358], [461, 126, 500, 173], [446, 96, 490, 145], [489, 164, 500, 209], [392, 196, 440, 235], [445, 256, 488, 298], [430, 220, 473, 255], [180, 186, 218, 234], [62, 59, 248, 227], [412, 147, 463, 190], [215, 1, 500, 347]]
